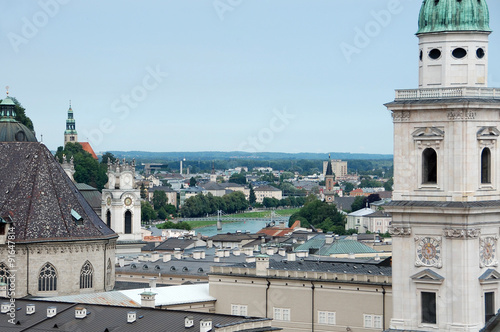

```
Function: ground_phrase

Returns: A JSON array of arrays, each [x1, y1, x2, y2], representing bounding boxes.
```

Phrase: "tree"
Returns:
[[229, 173, 247, 185], [249, 184, 257, 205], [189, 177, 197, 187], [6, 97, 34, 131], [157, 207, 168, 220], [140, 183, 147, 199], [141, 201, 157, 223], [351, 194, 381, 212], [384, 177, 394, 191], [55, 143, 108, 190], [101, 152, 116, 165], [343, 182, 355, 195], [152, 190, 168, 210], [288, 197, 346, 233]]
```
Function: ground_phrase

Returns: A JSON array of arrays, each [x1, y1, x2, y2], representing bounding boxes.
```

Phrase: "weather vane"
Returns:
[[5, 86, 9, 96]]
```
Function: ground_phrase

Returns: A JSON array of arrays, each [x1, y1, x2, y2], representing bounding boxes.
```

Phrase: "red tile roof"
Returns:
[[80, 142, 98, 159]]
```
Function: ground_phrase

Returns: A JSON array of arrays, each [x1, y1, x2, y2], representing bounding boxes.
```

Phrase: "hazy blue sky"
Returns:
[[2, 0, 500, 154]]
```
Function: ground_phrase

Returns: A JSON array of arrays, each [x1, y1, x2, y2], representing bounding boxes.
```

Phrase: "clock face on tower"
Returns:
[[124, 197, 132, 206], [480, 237, 498, 268], [415, 236, 442, 268]]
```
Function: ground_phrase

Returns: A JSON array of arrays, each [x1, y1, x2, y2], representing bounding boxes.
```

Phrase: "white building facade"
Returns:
[[385, 1, 500, 331]]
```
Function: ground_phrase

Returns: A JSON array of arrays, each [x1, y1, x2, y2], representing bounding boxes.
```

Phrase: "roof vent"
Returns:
[[1, 302, 10, 314], [26, 304, 35, 315], [47, 306, 57, 318], [185, 316, 194, 328], [127, 311, 137, 323], [75, 307, 87, 319], [200, 319, 213, 332]]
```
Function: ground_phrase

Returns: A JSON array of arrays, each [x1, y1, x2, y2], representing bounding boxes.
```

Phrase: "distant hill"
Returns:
[[107, 151, 393, 162]]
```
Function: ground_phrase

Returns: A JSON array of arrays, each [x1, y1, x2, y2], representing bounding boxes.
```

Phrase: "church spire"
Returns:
[[64, 101, 78, 145], [325, 154, 334, 176]]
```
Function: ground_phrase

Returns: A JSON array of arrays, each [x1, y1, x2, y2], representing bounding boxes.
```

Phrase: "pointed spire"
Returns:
[[325, 154, 334, 176]]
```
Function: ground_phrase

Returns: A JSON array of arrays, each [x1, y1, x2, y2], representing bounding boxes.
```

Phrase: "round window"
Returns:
[[15, 131, 25, 142], [452, 48, 467, 59], [429, 49, 441, 60], [477, 48, 485, 59]]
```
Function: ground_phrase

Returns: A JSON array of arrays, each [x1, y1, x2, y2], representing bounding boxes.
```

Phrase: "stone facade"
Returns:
[[0, 241, 116, 298]]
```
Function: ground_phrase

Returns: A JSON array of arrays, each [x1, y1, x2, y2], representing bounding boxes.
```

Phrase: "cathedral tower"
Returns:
[[386, 0, 499, 330], [64, 102, 78, 145]]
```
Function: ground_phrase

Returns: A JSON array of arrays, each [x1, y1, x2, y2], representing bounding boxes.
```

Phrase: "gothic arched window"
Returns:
[[422, 148, 437, 184], [481, 148, 492, 184], [106, 210, 111, 228], [0, 262, 12, 288], [80, 261, 94, 289], [38, 263, 57, 292], [125, 211, 132, 234]]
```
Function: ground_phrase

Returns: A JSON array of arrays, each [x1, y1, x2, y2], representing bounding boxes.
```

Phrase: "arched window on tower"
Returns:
[[0, 262, 12, 289], [481, 148, 492, 184], [106, 210, 111, 228], [422, 148, 437, 184], [125, 211, 132, 234], [38, 263, 57, 292], [80, 261, 94, 289]]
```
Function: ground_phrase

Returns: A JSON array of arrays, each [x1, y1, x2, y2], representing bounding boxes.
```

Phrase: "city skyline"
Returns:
[[3, 0, 500, 154]]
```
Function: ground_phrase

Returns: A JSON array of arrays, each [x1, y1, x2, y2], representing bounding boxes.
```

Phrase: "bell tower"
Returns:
[[386, 0, 500, 330], [324, 155, 336, 203], [64, 102, 78, 145]]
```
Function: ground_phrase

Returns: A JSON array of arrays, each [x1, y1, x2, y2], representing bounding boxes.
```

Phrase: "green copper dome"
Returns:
[[0, 97, 37, 142], [417, 0, 491, 34]]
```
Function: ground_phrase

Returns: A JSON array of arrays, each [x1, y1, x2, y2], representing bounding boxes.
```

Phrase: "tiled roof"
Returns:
[[79, 141, 98, 159], [0, 299, 277, 332], [0, 142, 117, 243]]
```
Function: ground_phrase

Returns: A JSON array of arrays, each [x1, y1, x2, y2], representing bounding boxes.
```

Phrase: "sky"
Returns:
[[2, 0, 500, 155]]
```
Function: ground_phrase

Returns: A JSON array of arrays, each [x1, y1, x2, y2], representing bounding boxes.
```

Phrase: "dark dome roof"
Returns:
[[0, 96, 37, 142], [417, 0, 491, 34], [0, 121, 37, 142]]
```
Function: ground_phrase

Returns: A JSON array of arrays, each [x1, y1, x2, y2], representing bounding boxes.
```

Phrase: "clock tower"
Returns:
[[385, 0, 500, 330], [101, 158, 143, 253], [324, 155, 336, 203]]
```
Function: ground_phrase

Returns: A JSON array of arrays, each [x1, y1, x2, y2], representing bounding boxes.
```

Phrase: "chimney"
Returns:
[[278, 248, 286, 257], [185, 316, 194, 328], [151, 252, 160, 262], [224, 249, 230, 258], [163, 254, 172, 262], [26, 304, 35, 315], [1, 302, 10, 314], [127, 311, 137, 323], [233, 248, 241, 256], [348, 253, 356, 259], [193, 251, 202, 260], [246, 256, 256, 263], [325, 235, 334, 245], [149, 277, 157, 288], [119, 256, 125, 267], [214, 256, 220, 263], [133, 257, 139, 263], [75, 307, 87, 319], [140, 291, 157, 308], [256, 255, 270, 276], [287, 252, 296, 262], [207, 239, 213, 249], [375, 254, 381, 262], [174, 249, 182, 260], [201, 251, 206, 259], [266, 248, 274, 256], [200, 319, 213, 332], [47, 306, 57, 318]]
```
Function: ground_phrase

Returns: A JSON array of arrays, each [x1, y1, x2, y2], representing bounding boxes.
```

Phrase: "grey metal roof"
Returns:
[[0, 299, 277, 332], [0, 142, 117, 243], [154, 238, 197, 251], [75, 183, 102, 209], [222, 259, 392, 277], [386, 98, 500, 106]]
